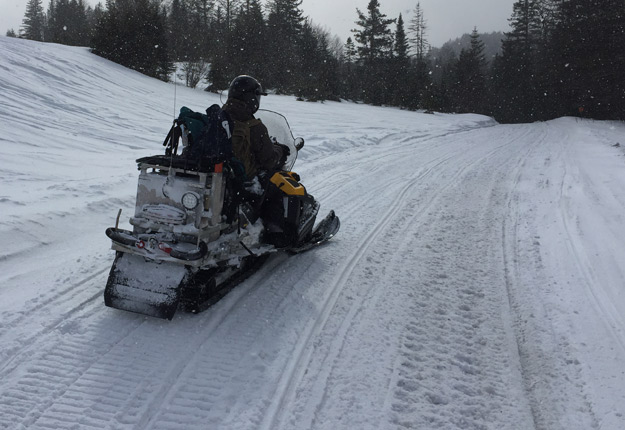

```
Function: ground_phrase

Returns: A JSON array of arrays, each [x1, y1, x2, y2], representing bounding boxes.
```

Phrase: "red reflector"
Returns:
[[136, 240, 145, 249], [214, 162, 223, 173], [159, 243, 172, 254]]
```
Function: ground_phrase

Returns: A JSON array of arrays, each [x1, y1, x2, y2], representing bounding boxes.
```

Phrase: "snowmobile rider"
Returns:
[[222, 75, 289, 180], [222, 75, 293, 241]]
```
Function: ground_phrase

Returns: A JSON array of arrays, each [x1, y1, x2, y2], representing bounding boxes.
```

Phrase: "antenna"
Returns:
[[170, 67, 178, 160], [173, 67, 178, 122]]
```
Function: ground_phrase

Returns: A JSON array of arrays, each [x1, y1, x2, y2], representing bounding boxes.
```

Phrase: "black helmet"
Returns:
[[227, 75, 268, 113]]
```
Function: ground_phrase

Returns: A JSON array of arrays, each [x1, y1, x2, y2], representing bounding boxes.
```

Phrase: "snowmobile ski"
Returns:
[[287, 210, 340, 254]]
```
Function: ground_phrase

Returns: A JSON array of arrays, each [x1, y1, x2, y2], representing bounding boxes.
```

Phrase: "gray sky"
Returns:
[[1, 0, 515, 47], [305, 0, 516, 46]]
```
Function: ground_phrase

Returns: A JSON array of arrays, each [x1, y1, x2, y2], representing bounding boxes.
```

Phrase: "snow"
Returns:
[[1, 36, 625, 429]]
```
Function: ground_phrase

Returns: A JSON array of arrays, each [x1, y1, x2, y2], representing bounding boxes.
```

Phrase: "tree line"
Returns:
[[12, 0, 625, 123]]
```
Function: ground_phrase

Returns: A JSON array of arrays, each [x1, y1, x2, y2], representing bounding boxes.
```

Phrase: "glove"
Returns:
[[277, 143, 291, 167]]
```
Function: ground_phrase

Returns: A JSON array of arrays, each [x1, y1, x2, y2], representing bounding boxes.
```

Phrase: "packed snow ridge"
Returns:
[[1, 36, 625, 430]]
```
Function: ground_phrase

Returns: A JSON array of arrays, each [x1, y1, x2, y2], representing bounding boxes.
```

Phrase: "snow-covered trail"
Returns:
[[500, 119, 625, 430], [1, 37, 625, 430]]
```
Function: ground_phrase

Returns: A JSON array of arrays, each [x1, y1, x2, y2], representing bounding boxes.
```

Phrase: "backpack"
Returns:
[[163, 104, 233, 167]]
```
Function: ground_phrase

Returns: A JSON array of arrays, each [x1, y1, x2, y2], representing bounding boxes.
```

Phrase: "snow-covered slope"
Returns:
[[1, 36, 625, 430]]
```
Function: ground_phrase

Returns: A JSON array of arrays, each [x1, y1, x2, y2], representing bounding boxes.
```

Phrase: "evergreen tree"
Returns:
[[207, 0, 241, 89], [167, 0, 191, 61], [451, 28, 487, 113], [44, 0, 56, 41], [230, 0, 267, 82], [316, 31, 341, 101], [407, 2, 432, 110], [428, 44, 456, 112], [72, 0, 92, 44], [6, 29, 18, 37], [207, 6, 233, 90], [46, 0, 91, 46], [491, 0, 544, 122], [216, 0, 240, 33], [409, 1, 428, 61], [342, 37, 358, 100], [296, 20, 322, 100], [352, 0, 395, 104], [394, 14, 410, 61], [296, 21, 339, 101], [92, 0, 173, 81], [353, 0, 395, 64], [344, 37, 357, 65], [21, 0, 45, 41], [265, 0, 305, 92], [169, 0, 210, 87], [469, 29, 487, 71], [391, 14, 411, 107], [537, 0, 560, 37], [549, 0, 625, 120], [89, 2, 104, 40], [186, 0, 213, 61], [411, 52, 433, 111]]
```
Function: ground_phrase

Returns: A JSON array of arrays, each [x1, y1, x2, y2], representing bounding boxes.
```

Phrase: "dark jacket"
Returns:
[[222, 98, 284, 178]]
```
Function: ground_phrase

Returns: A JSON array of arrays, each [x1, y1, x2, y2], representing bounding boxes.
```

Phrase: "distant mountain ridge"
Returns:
[[431, 31, 504, 63]]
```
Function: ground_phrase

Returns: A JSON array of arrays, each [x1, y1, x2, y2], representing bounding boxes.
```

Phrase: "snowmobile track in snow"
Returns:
[[0, 266, 110, 377], [500, 124, 601, 429], [259, 150, 461, 429], [556, 147, 625, 357], [259, 128, 535, 429], [0, 257, 283, 429]]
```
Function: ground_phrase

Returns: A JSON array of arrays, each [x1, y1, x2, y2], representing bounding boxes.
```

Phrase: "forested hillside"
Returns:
[[12, 0, 625, 122]]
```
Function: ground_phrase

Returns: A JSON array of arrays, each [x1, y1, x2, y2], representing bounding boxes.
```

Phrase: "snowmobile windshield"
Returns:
[[255, 110, 298, 171]]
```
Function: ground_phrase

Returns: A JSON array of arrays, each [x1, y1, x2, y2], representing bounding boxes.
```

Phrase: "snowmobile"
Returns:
[[104, 108, 339, 320]]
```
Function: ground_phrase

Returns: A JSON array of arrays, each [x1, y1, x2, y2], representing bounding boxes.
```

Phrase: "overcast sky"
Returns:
[[1, 0, 516, 47], [305, 0, 516, 46]]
